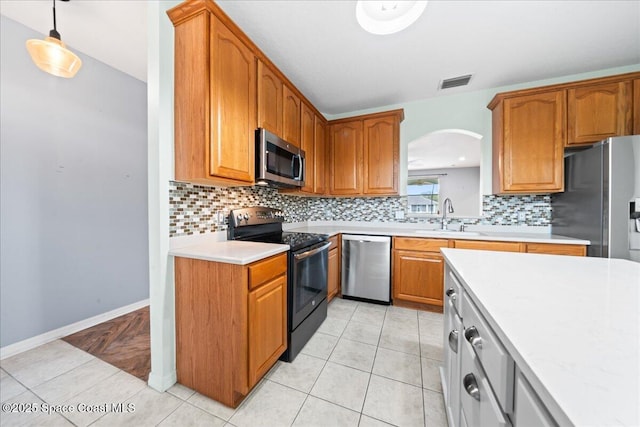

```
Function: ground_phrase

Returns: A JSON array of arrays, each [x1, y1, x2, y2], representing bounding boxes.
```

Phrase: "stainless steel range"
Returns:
[[228, 207, 330, 362]]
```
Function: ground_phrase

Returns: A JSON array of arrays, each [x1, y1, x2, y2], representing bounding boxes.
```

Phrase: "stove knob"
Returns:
[[236, 214, 243, 223], [244, 213, 250, 220]]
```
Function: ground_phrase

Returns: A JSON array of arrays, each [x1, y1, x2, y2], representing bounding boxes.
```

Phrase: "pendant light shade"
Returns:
[[26, 0, 82, 78]]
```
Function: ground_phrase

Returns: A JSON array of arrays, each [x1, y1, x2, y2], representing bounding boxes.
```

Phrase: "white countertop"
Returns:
[[169, 240, 289, 265], [441, 248, 640, 427], [285, 224, 589, 245], [168, 221, 588, 264]]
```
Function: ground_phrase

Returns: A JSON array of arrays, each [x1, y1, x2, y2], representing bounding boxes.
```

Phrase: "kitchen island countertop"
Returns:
[[441, 248, 639, 427]]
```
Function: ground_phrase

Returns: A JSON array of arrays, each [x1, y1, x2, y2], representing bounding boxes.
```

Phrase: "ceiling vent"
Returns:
[[439, 74, 473, 90]]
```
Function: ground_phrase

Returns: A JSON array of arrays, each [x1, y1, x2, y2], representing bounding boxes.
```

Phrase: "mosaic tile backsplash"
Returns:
[[169, 181, 551, 237]]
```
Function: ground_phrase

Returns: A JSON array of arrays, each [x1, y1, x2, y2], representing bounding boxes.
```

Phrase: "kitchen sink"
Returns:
[[414, 230, 482, 237]]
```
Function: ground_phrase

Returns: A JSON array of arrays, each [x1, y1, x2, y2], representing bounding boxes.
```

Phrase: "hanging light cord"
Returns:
[[50, 0, 62, 40]]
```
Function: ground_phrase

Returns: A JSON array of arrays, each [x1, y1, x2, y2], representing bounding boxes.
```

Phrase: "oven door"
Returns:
[[290, 241, 330, 330]]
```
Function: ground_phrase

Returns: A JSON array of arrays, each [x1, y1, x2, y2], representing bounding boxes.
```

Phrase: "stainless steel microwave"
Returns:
[[255, 128, 305, 188]]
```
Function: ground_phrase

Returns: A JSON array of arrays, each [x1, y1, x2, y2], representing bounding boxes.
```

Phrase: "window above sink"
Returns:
[[407, 129, 483, 218]]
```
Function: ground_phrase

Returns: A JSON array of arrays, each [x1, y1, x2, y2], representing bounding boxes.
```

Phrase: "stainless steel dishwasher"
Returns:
[[341, 234, 391, 304]]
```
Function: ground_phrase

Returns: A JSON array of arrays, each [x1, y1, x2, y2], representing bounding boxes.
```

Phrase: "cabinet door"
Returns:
[[363, 116, 399, 195], [300, 103, 315, 193], [257, 60, 282, 135], [248, 274, 287, 388], [634, 79, 640, 134], [500, 90, 565, 193], [392, 249, 444, 307], [283, 85, 301, 147], [567, 80, 632, 145], [327, 247, 340, 302], [210, 18, 256, 182], [330, 121, 363, 195], [314, 116, 326, 195]]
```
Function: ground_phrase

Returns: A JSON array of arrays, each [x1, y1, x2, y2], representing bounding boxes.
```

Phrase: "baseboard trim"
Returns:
[[0, 299, 150, 360], [148, 369, 177, 392]]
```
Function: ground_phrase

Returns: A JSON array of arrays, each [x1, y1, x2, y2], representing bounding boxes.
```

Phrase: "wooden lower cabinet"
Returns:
[[327, 235, 340, 301], [525, 243, 587, 256], [175, 253, 287, 408], [393, 249, 445, 308], [452, 239, 523, 252], [392, 237, 449, 310], [248, 274, 287, 386], [390, 236, 586, 313]]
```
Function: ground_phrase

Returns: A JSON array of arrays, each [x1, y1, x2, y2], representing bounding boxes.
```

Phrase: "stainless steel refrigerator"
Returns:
[[552, 135, 640, 262]]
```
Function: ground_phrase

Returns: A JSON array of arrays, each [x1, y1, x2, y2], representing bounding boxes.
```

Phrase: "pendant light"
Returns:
[[26, 0, 82, 78]]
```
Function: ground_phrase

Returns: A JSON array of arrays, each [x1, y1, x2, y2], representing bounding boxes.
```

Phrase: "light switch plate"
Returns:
[[395, 210, 405, 220]]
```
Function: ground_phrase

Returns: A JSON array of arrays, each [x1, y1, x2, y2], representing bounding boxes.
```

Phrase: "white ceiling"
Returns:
[[0, 0, 640, 169], [408, 130, 481, 171], [1, 1, 638, 114], [215, 0, 640, 114]]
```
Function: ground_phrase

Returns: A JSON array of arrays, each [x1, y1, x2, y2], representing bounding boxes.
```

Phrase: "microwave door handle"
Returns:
[[296, 155, 304, 181], [291, 154, 303, 181]]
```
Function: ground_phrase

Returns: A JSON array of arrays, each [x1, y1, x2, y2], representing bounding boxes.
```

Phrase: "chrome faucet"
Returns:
[[441, 198, 454, 230]]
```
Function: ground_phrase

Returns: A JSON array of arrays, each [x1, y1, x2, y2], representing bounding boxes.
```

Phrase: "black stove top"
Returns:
[[228, 207, 328, 251]]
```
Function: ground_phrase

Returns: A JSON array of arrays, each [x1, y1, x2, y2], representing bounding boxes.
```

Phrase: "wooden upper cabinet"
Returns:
[[283, 85, 301, 147], [257, 60, 282, 135], [567, 80, 632, 146], [210, 19, 256, 182], [300, 102, 315, 193], [314, 116, 326, 194], [169, 6, 255, 185], [634, 79, 640, 134], [327, 109, 403, 196], [329, 121, 363, 195], [363, 115, 400, 194], [493, 90, 565, 194]]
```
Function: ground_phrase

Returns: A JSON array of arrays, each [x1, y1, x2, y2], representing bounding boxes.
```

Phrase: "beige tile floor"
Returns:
[[0, 298, 447, 427]]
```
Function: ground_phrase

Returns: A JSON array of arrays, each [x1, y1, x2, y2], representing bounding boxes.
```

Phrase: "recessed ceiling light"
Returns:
[[458, 156, 466, 161], [356, 1, 428, 35]]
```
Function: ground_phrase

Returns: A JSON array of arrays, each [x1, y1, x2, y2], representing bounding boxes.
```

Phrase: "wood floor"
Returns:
[[63, 306, 151, 381]]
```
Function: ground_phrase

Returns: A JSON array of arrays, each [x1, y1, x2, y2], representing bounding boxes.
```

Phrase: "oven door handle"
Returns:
[[294, 242, 331, 261]]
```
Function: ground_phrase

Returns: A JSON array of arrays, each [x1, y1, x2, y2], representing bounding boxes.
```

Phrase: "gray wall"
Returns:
[[409, 167, 481, 216], [0, 16, 149, 347]]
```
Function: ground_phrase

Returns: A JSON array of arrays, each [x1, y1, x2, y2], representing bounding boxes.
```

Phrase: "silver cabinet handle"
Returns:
[[448, 330, 459, 353], [445, 288, 457, 301], [464, 326, 482, 349], [463, 373, 480, 401]]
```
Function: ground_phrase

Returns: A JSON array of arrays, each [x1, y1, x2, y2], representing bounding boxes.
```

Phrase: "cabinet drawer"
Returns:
[[443, 308, 463, 427], [525, 243, 586, 256], [460, 338, 511, 427], [513, 369, 556, 427], [394, 237, 449, 252], [462, 295, 514, 413], [328, 235, 339, 250], [453, 240, 522, 252], [248, 253, 287, 290]]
